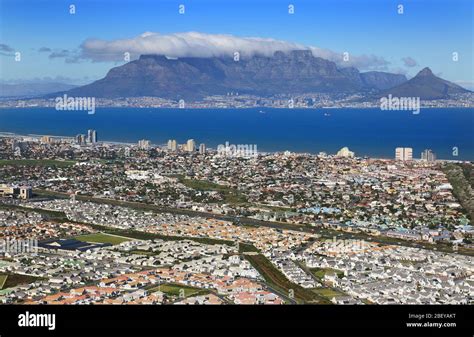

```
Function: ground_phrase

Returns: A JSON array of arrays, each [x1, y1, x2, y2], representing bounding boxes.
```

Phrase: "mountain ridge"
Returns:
[[382, 67, 469, 100], [59, 51, 467, 101]]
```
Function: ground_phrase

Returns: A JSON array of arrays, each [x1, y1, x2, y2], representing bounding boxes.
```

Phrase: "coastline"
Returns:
[[1, 107, 472, 161], [1, 131, 471, 163], [1, 106, 473, 110]]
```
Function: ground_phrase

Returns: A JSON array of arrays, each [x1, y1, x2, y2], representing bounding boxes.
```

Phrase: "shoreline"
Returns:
[[1, 131, 471, 163], [0, 106, 473, 110]]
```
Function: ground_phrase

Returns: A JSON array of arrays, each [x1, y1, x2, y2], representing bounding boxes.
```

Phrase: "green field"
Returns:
[[129, 249, 155, 256], [0, 275, 7, 290], [244, 254, 328, 304], [179, 177, 248, 204], [75, 233, 132, 245], [443, 163, 474, 221], [311, 268, 344, 280], [0, 273, 39, 289], [148, 283, 209, 298], [0, 159, 76, 167], [312, 287, 346, 300], [238, 243, 260, 253]]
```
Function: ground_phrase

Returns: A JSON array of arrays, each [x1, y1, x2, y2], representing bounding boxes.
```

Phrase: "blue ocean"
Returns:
[[0, 107, 473, 160]]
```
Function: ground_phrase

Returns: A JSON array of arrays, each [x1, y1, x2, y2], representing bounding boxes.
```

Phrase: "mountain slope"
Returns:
[[63, 51, 407, 100], [62, 53, 465, 101], [383, 67, 469, 99], [0, 82, 77, 98], [360, 71, 407, 90]]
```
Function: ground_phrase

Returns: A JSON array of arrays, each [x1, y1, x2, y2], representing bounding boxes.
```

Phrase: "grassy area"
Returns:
[[312, 287, 346, 300], [0, 273, 40, 289], [147, 283, 209, 298], [0, 159, 76, 167], [0, 275, 7, 290], [75, 233, 132, 245], [459, 163, 474, 189], [443, 163, 474, 221], [238, 242, 260, 253], [244, 254, 328, 304], [311, 268, 344, 280], [179, 177, 248, 204], [129, 249, 155, 256]]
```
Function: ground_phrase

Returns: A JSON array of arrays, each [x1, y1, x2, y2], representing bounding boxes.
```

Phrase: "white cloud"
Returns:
[[79, 31, 389, 70], [401, 56, 418, 67]]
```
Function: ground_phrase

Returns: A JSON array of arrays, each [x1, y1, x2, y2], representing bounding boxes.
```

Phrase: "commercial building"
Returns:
[[395, 147, 413, 161], [138, 139, 151, 150], [87, 129, 97, 144], [19, 186, 33, 199], [167, 139, 177, 152], [199, 143, 206, 154], [186, 139, 196, 152], [0, 184, 32, 199], [40, 136, 53, 144], [421, 149, 436, 162], [75, 134, 86, 145]]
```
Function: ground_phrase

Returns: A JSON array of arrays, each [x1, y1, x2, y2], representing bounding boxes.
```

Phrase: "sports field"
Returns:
[[75, 233, 132, 245], [0, 275, 7, 290]]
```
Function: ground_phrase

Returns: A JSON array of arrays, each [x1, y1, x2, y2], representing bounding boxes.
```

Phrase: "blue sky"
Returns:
[[0, 0, 472, 88]]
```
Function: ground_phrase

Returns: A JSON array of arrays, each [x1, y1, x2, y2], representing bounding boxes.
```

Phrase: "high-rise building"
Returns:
[[336, 147, 355, 158], [0, 184, 32, 199], [0, 184, 18, 197], [395, 147, 413, 161], [40, 136, 52, 144], [76, 134, 86, 145], [199, 143, 206, 154], [421, 149, 436, 162], [167, 139, 177, 152], [186, 139, 196, 152], [138, 139, 151, 150], [87, 129, 97, 144]]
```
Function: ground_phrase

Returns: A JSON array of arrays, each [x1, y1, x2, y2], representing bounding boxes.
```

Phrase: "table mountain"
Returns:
[[62, 51, 409, 100], [360, 71, 407, 90]]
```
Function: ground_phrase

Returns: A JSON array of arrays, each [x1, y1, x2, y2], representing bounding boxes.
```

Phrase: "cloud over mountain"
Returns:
[[402, 56, 418, 67], [78, 31, 389, 70], [0, 43, 15, 56]]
